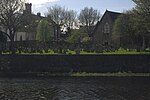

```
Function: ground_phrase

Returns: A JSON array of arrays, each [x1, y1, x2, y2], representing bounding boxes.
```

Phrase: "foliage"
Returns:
[[132, 0, 150, 31], [132, 0, 150, 50], [36, 19, 53, 42], [112, 11, 136, 48], [113, 0, 150, 50], [66, 29, 89, 44]]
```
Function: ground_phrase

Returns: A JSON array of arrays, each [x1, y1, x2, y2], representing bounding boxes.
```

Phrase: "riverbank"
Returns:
[[0, 72, 150, 77], [71, 72, 150, 77]]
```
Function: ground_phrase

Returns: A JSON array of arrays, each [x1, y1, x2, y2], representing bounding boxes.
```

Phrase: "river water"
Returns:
[[0, 77, 149, 100]]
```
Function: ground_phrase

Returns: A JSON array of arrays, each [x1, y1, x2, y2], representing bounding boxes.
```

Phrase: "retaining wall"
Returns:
[[0, 54, 150, 73]]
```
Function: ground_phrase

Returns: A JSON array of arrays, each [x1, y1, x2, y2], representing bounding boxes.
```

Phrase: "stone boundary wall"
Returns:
[[0, 54, 150, 73]]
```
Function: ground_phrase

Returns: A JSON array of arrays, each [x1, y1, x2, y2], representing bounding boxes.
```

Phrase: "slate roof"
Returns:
[[106, 10, 122, 22]]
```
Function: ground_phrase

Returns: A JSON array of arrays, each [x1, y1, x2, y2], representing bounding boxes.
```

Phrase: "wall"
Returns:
[[0, 54, 150, 73]]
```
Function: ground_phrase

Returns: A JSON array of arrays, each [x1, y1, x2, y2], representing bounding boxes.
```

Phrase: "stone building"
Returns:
[[93, 10, 121, 51], [13, 3, 60, 42], [15, 3, 44, 41]]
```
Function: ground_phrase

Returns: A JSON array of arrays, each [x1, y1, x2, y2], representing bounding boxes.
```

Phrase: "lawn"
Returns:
[[2, 48, 150, 55]]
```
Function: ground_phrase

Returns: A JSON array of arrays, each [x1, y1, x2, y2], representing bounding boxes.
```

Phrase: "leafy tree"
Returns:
[[132, 0, 150, 49], [66, 29, 89, 44], [0, 0, 25, 54], [36, 19, 53, 42], [133, 0, 150, 30], [113, 0, 150, 50], [78, 7, 101, 36], [112, 11, 136, 49]]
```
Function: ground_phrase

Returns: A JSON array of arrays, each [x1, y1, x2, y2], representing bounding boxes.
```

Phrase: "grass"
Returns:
[[102, 51, 150, 54], [2, 48, 150, 55]]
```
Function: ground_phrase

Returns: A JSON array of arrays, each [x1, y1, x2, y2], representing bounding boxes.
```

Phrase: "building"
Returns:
[[14, 3, 60, 42], [15, 3, 44, 41], [93, 10, 121, 50]]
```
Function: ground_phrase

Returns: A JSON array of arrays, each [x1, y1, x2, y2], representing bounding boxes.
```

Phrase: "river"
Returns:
[[0, 77, 149, 100]]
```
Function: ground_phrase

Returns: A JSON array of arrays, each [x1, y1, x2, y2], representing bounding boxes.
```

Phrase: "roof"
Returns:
[[106, 10, 122, 22]]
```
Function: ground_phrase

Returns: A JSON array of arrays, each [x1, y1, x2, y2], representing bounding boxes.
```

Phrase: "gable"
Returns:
[[94, 10, 121, 33], [93, 10, 122, 45]]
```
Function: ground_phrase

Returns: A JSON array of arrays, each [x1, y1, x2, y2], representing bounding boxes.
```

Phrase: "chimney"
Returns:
[[37, 12, 41, 17], [25, 3, 32, 14]]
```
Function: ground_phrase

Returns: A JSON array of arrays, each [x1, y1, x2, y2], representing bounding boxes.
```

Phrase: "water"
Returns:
[[0, 77, 149, 100]]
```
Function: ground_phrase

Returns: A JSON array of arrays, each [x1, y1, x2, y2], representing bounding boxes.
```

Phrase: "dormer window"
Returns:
[[104, 22, 110, 34]]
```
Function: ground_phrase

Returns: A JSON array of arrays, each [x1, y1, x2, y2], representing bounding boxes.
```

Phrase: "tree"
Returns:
[[132, 0, 150, 31], [0, 31, 7, 54], [36, 19, 53, 42], [65, 10, 77, 28], [66, 29, 89, 45], [132, 0, 150, 50], [47, 5, 67, 25], [47, 5, 77, 28], [0, 0, 25, 54], [78, 7, 101, 36], [112, 11, 136, 49], [36, 19, 54, 51], [46, 5, 77, 41], [46, 5, 66, 41]]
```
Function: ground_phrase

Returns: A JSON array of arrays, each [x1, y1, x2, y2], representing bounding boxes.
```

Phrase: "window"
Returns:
[[104, 22, 110, 34]]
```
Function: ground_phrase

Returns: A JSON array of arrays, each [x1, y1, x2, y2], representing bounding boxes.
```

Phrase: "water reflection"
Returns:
[[0, 77, 149, 100]]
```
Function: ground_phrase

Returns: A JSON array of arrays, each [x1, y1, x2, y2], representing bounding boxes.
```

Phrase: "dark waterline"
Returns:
[[0, 77, 149, 100]]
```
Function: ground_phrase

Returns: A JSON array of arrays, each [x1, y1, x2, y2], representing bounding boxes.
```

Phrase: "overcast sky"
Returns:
[[28, 0, 135, 16]]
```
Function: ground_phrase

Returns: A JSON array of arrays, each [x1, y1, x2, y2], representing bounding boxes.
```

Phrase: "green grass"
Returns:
[[2, 48, 150, 55], [59, 49, 150, 55], [102, 51, 150, 54]]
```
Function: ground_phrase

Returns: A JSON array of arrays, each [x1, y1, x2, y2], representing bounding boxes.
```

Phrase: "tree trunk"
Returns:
[[142, 36, 145, 51], [9, 30, 16, 54], [0, 42, 2, 54], [10, 39, 15, 54]]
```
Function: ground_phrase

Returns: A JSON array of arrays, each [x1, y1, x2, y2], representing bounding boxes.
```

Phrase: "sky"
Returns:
[[27, 0, 135, 16]]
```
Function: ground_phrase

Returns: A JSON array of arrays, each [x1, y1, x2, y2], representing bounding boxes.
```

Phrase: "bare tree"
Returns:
[[47, 5, 77, 41], [78, 7, 101, 36], [47, 5, 67, 25], [65, 10, 77, 28], [0, 0, 25, 54], [46, 5, 66, 41], [47, 5, 77, 27]]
